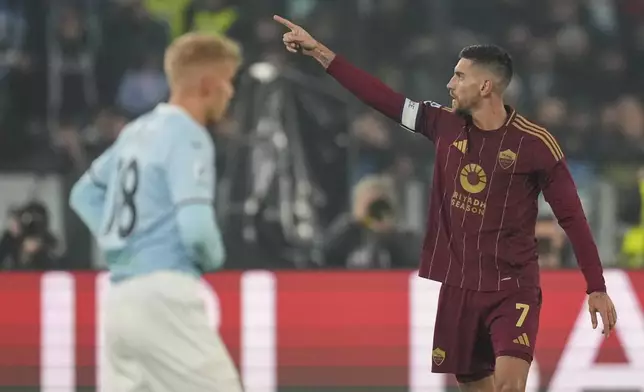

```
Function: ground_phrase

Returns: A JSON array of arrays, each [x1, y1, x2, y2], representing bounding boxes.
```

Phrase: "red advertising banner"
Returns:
[[0, 270, 642, 391]]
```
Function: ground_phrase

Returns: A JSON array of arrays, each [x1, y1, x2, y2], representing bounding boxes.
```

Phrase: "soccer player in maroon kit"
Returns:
[[274, 15, 618, 392]]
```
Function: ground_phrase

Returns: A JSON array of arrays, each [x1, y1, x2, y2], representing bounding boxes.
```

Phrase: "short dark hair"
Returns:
[[459, 44, 513, 90]]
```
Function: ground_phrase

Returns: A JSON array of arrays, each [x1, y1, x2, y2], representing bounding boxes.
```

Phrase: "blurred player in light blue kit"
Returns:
[[69, 33, 243, 392]]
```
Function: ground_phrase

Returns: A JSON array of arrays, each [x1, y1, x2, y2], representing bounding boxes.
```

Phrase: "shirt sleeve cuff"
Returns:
[[586, 284, 607, 295], [325, 54, 344, 75]]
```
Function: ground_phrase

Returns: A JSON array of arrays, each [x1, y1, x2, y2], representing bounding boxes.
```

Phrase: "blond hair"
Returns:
[[164, 32, 242, 87]]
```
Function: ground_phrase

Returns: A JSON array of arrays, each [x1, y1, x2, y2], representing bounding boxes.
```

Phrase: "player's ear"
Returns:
[[199, 73, 215, 97], [480, 79, 493, 95]]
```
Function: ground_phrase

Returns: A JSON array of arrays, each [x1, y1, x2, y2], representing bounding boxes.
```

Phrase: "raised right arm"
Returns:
[[325, 53, 427, 133], [275, 14, 447, 141]]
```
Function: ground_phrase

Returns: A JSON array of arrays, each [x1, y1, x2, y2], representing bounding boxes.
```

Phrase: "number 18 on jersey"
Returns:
[[101, 156, 140, 249]]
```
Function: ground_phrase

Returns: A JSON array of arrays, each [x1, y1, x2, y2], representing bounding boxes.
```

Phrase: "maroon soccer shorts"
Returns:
[[430, 283, 541, 378]]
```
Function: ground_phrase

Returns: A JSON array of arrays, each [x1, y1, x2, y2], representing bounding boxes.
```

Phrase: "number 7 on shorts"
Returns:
[[515, 303, 530, 327]]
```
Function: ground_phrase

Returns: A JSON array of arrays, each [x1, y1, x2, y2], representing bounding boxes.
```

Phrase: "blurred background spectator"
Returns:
[[0, 0, 642, 271], [321, 175, 420, 269], [0, 201, 60, 270]]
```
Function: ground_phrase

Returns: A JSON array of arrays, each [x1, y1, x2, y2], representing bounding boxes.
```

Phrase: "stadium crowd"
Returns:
[[0, 0, 642, 270]]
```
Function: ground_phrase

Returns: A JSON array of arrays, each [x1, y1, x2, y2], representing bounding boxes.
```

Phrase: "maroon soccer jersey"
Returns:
[[326, 55, 606, 294], [403, 100, 571, 291]]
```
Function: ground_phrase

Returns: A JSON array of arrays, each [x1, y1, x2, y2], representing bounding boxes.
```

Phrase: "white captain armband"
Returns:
[[400, 99, 443, 133], [400, 98, 420, 131]]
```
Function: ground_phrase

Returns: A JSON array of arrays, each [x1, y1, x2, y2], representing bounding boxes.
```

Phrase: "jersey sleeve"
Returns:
[[325, 55, 448, 142], [163, 127, 215, 207], [70, 147, 116, 236], [399, 99, 453, 141], [527, 122, 606, 293], [88, 146, 116, 189]]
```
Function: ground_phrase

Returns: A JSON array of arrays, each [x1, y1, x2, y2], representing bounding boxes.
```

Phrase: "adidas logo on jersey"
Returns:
[[452, 140, 468, 154]]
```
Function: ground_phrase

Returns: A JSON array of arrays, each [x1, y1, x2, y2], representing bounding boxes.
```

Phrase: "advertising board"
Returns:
[[1, 270, 642, 391]]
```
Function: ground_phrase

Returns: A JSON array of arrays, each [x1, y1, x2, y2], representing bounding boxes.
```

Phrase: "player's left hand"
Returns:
[[588, 291, 617, 338]]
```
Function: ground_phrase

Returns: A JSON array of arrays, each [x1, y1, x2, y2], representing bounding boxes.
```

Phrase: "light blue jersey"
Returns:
[[70, 104, 225, 282]]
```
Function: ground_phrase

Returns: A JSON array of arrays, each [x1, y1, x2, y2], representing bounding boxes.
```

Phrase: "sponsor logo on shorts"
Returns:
[[432, 347, 446, 366], [513, 333, 531, 347]]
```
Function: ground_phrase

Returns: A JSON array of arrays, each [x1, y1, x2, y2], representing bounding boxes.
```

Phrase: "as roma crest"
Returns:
[[498, 149, 517, 170], [432, 347, 446, 366]]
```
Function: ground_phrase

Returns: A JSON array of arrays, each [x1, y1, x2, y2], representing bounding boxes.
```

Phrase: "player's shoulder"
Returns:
[[115, 106, 213, 161], [509, 112, 564, 162], [420, 100, 468, 128], [112, 111, 157, 151], [421, 100, 457, 115], [147, 104, 212, 146], [150, 104, 199, 132]]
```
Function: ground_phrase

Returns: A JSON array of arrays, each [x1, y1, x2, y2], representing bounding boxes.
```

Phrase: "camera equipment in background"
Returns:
[[218, 62, 350, 268], [367, 198, 394, 221], [17, 201, 50, 236]]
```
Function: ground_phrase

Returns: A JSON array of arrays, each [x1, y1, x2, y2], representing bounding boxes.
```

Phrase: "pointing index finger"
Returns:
[[273, 15, 297, 30]]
